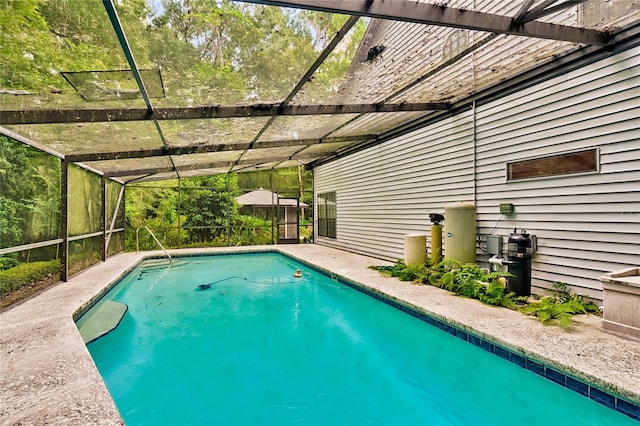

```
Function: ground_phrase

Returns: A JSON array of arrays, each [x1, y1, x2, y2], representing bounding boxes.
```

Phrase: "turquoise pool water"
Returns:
[[83, 253, 637, 425]]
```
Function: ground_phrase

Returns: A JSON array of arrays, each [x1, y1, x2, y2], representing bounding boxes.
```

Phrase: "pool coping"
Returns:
[[1, 245, 639, 424]]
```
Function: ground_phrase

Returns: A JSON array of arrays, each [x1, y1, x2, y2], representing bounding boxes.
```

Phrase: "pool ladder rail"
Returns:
[[135, 226, 172, 266]]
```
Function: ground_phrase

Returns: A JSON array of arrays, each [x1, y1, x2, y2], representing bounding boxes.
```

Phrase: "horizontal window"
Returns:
[[507, 149, 598, 181]]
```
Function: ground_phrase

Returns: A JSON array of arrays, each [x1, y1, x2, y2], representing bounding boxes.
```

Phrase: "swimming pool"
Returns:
[[79, 252, 639, 425]]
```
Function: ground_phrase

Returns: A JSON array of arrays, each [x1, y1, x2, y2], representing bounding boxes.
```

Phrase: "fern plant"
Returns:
[[519, 282, 599, 328], [479, 279, 516, 308], [432, 259, 515, 306], [371, 259, 430, 283], [371, 262, 597, 328], [429, 258, 462, 287]]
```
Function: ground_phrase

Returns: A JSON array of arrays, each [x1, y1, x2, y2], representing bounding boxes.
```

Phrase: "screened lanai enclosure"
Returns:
[[1, 1, 639, 297]]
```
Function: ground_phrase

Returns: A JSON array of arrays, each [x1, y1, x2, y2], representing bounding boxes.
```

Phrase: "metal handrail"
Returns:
[[136, 226, 172, 266]]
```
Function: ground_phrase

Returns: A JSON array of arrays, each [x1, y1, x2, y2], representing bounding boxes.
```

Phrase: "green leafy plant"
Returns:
[[439, 260, 484, 296], [372, 259, 430, 283], [480, 280, 516, 308], [0, 256, 19, 272], [519, 282, 599, 328], [372, 261, 600, 327], [0, 260, 60, 296], [434, 260, 515, 307], [374, 258, 515, 307]]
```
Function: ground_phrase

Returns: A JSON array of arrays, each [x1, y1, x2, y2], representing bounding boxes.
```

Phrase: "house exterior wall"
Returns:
[[313, 45, 640, 300], [314, 110, 475, 260]]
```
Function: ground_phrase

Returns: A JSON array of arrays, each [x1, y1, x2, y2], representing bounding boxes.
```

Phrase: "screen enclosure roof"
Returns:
[[1, 0, 638, 183]]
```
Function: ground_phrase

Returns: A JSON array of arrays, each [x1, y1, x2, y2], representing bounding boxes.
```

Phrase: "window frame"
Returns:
[[317, 191, 336, 239], [506, 148, 599, 182]]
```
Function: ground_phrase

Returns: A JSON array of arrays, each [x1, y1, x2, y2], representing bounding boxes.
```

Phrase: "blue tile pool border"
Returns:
[[350, 283, 640, 422], [275, 251, 640, 422], [105, 250, 640, 422]]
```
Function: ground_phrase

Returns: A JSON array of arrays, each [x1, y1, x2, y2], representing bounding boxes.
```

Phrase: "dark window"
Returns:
[[507, 149, 598, 181], [317, 192, 336, 238]]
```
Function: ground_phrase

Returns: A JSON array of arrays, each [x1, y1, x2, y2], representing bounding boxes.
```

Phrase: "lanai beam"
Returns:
[[514, 0, 538, 23], [236, 0, 610, 45], [519, 0, 589, 24], [103, 0, 154, 113], [103, 0, 179, 175], [64, 134, 375, 162], [232, 15, 361, 170], [103, 154, 326, 177], [0, 103, 449, 125]]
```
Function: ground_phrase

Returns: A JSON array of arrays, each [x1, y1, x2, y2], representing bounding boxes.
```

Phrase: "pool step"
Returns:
[[77, 300, 128, 344]]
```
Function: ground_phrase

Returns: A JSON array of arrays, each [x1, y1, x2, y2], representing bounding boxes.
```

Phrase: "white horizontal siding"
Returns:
[[315, 45, 640, 300], [475, 46, 640, 299], [315, 111, 474, 260]]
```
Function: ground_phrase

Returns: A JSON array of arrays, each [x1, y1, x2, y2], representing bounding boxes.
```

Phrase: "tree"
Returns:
[[125, 181, 182, 249], [0, 135, 60, 248], [2, 0, 366, 104], [180, 174, 239, 243]]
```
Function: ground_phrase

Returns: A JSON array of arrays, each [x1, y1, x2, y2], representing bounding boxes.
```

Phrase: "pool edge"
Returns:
[[80, 247, 640, 421], [2, 246, 638, 424], [277, 249, 640, 422]]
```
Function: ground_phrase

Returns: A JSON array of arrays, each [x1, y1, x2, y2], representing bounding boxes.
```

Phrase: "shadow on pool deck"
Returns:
[[1, 245, 639, 424]]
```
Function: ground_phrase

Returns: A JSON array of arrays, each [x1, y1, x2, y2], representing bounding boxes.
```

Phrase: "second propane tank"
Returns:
[[443, 202, 476, 264]]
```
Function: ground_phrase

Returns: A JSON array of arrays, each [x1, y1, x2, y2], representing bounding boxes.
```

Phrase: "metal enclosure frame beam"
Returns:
[[102, 0, 154, 113], [235, 0, 610, 45], [103, 153, 329, 177], [104, 183, 125, 254], [0, 103, 450, 125], [101, 175, 107, 261], [64, 134, 375, 162], [520, 0, 589, 24], [233, 15, 361, 170], [60, 160, 69, 282]]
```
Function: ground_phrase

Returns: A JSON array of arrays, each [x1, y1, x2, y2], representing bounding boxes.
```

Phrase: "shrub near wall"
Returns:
[[0, 260, 61, 307]]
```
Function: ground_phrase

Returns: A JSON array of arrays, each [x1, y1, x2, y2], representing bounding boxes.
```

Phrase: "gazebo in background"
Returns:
[[236, 188, 308, 243]]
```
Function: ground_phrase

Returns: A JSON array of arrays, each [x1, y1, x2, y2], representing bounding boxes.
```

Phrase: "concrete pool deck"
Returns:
[[1, 245, 639, 424]]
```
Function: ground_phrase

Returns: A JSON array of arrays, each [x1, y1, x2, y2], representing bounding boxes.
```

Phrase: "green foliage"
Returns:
[[0, 0, 139, 94], [0, 256, 19, 271], [431, 259, 515, 307], [68, 164, 102, 235], [125, 181, 183, 250], [0, 135, 61, 248], [229, 214, 273, 246], [519, 282, 600, 328], [374, 259, 431, 283], [180, 175, 239, 244], [0, 259, 60, 296], [1, 0, 366, 107], [480, 280, 516, 308], [123, 169, 312, 249], [373, 260, 599, 326]]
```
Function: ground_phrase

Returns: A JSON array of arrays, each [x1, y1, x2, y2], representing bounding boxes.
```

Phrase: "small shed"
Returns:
[[236, 188, 308, 241]]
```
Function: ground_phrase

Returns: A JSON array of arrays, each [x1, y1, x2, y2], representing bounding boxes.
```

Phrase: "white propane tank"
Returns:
[[443, 202, 477, 264], [403, 234, 427, 265]]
